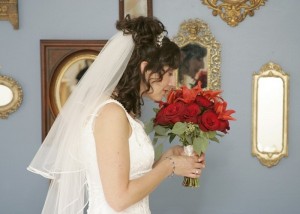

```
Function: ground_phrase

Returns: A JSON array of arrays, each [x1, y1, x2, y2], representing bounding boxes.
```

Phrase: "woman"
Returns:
[[178, 44, 207, 88], [28, 16, 206, 214]]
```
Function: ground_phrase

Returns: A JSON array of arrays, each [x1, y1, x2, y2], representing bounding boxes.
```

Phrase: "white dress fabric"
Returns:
[[82, 99, 154, 214]]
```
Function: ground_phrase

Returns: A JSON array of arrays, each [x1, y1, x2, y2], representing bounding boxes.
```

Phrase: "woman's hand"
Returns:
[[162, 145, 188, 157], [167, 153, 206, 178]]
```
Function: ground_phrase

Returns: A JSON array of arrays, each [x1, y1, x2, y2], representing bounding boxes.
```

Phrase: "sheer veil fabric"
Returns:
[[28, 31, 135, 213]]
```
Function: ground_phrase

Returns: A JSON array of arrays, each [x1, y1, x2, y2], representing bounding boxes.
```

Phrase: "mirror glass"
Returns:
[[55, 57, 94, 110], [178, 44, 208, 89], [0, 84, 13, 106], [51, 54, 96, 113], [173, 18, 221, 90], [252, 62, 289, 167], [0, 74, 23, 119], [257, 77, 283, 153]]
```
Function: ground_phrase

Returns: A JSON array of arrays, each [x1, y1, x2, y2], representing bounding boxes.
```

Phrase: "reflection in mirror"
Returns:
[[173, 18, 221, 90], [178, 44, 208, 88], [252, 62, 289, 167], [0, 85, 13, 106], [55, 58, 94, 109], [50, 54, 96, 115]]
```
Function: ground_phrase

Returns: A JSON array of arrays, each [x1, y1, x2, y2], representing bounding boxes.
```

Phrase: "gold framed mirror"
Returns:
[[0, 73, 23, 119], [41, 40, 107, 139], [173, 18, 221, 90], [252, 62, 289, 167]]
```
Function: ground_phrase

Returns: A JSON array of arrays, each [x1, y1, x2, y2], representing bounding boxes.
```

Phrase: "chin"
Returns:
[[148, 95, 163, 102], [144, 92, 165, 102]]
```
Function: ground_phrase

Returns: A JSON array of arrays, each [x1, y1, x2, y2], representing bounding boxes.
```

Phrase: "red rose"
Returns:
[[198, 110, 220, 131], [218, 120, 230, 133], [195, 95, 213, 108], [183, 103, 201, 123], [154, 102, 186, 125]]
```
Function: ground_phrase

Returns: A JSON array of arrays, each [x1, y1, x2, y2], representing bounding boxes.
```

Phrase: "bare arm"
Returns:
[[94, 103, 204, 212]]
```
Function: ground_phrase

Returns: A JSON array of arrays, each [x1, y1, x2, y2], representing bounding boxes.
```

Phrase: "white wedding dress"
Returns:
[[82, 99, 154, 214]]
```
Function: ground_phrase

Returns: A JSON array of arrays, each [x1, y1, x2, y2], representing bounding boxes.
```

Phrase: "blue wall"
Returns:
[[1, 0, 300, 213]]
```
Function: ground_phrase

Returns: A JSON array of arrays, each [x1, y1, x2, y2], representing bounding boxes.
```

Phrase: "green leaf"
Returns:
[[152, 137, 158, 145], [200, 138, 209, 153], [210, 136, 220, 143], [154, 143, 164, 161], [171, 122, 187, 135], [186, 134, 193, 145], [207, 131, 217, 139], [154, 125, 168, 136], [168, 133, 177, 143], [193, 137, 202, 155], [144, 119, 154, 134], [153, 108, 160, 113], [217, 132, 225, 137]]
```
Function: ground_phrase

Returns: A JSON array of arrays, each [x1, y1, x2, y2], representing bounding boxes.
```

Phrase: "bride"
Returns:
[[28, 15, 206, 214]]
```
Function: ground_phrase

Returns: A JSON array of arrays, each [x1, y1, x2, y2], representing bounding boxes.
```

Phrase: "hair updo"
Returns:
[[113, 15, 180, 117]]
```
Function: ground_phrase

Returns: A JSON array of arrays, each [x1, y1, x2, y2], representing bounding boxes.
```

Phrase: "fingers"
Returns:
[[171, 154, 206, 178], [188, 169, 202, 178]]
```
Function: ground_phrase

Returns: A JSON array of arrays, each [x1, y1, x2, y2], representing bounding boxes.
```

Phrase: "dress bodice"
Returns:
[[82, 99, 154, 214]]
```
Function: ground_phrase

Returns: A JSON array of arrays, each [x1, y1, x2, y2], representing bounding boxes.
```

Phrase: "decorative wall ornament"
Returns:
[[0, 0, 19, 29], [202, 0, 266, 27], [252, 62, 289, 167], [0, 72, 23, 119], [173, 18, 221, 90]]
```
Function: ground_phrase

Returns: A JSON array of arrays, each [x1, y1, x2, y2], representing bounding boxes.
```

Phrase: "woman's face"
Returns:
[[142, 66, 176, 102]]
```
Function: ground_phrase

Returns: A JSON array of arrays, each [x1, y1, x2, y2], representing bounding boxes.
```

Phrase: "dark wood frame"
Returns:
[[119, 0, 153, 20], [40, 40, 107, 140]]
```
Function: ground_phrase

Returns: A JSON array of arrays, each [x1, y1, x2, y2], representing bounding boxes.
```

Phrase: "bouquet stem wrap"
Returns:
[[182, 145, 200, 188]]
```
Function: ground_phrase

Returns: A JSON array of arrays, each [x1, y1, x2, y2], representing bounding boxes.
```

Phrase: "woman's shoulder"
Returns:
[[93, 100, 131, 138], [98, 100, 127, 120]]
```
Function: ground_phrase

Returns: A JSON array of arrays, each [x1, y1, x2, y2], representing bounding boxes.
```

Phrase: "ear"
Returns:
[[140, 61, 148, 74]]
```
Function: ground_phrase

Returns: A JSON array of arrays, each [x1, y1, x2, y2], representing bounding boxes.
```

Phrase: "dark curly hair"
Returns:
[[112, 15, 180, 117], [178, 44, 207, 87]]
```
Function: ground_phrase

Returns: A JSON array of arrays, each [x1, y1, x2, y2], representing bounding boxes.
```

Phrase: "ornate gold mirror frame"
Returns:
[[0, 0, 19, 29], [0, 73, 23, 119], [252, 62, 289, 167], [202, 0, 266, 27], [173, 18, 221, 90]]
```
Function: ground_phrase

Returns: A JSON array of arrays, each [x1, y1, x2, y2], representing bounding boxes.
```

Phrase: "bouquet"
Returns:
[[146, 82, 235, 187]]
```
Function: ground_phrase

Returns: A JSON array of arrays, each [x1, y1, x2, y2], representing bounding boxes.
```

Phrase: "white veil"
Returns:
[[28, 31, 135, 213]]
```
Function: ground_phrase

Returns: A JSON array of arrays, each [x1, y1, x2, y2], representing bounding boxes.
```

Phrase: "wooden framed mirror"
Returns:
[[0, 73, 23, 119], [252, 62, 289, 167], [173, 18, 221, 90], [41, 40, 107, 139]]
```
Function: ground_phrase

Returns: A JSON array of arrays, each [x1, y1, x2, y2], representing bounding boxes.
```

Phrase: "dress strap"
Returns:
[[90, 99, 137, 130]]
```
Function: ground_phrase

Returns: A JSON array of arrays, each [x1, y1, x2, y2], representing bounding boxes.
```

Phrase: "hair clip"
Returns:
[[157, 32, 165, 47]]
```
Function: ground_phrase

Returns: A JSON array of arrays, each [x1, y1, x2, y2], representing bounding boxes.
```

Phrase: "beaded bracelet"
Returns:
[[165, 156, 175, 177]]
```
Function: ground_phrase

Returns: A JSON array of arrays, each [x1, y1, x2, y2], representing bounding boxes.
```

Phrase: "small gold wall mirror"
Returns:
[[0, 0, 19, 29], [173, 18, 221, 90], [201, 0, 266, 27], [252, 62, 289, 167], [0, 72, 23, 119]]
